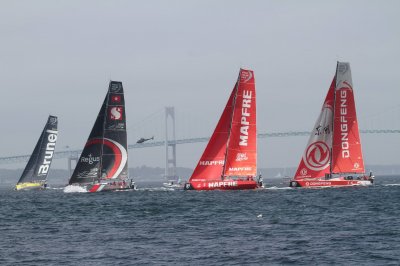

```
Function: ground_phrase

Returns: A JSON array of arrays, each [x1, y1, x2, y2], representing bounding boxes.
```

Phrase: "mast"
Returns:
[[98, 85, 110, 182], [221, 72, 240, 179], [329, 61, 339, 177]]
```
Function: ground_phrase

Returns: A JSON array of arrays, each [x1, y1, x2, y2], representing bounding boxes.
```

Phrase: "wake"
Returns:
[[63, 185, 87, 193]]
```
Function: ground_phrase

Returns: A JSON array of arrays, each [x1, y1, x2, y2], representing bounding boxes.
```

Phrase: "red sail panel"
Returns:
[[224, 69, 257, 177], [293, 78, 335, 180], [331, 62, 364, 174], [189, 87, 236, 182]]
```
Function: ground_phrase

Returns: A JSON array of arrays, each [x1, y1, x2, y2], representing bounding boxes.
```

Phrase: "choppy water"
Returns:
[[1, 176, 400, 265]]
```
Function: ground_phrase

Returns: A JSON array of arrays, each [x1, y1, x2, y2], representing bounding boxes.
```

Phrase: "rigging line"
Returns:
[[128, 108, 164, 131], [358, 104, 400, 120]]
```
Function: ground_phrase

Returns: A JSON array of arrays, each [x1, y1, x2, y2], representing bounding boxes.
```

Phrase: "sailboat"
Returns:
[[65, 81, 135, 192], [184, 69, 262, 190], [15, 115, 58, 190], [163, 177, 183, 189], [290, 62, 374, 188]]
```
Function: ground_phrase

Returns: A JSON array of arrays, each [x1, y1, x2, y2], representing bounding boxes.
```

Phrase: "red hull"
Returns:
[[186, 179, 259, 191], [290, 177, 373, 188]]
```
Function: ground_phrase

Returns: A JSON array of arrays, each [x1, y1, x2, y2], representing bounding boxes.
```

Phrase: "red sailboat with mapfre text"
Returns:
[[290, 62, 374, 188], [184, 69, 262, 191]]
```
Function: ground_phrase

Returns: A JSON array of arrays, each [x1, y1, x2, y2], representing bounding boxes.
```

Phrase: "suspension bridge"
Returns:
[[0, 107, 399, 180]]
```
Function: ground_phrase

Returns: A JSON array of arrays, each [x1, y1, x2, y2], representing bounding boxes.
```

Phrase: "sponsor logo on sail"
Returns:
[[240, 90, 252, 146], [199, 160, 224, 166], [235, 153, 248, 161], [37, 130, 58, 175], [110, 107, 123, 120], [80, 153, 100, 165], [82, 138, 128, 179], [300, 168, 308, 176], [110, 83, 121, 93], [111, 95, 121, 103], [304, 141, 330, 171], [339, 84, 351, 158], [228, 167, 252, 172], [49, 117, 57, 125], [208, 181, 238, 188], [354, 162, 359, 169], [240, 70, 253, 83]]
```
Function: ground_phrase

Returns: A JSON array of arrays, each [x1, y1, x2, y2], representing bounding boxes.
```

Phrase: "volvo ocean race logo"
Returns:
[[235, 153, 248, 161], [304, 141, 330, 171], [110, 107, 123, 120], [240, 70, 253, 83], [49, 116, 57, 125], [300, 168, 308, 176], [110, 83, 121, 93]]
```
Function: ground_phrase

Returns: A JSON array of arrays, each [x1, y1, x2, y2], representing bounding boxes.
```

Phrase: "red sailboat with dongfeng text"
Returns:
[[184, 69, 262, 191], [290, 62, 374, 188]]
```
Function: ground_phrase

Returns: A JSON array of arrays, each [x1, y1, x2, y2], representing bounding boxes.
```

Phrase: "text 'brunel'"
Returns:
[[37, 130, 58, 175], [239, 90, 252, 146]]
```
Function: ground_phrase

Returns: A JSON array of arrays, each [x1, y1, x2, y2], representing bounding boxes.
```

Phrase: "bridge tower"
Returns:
[[165, 106, 178, 181]]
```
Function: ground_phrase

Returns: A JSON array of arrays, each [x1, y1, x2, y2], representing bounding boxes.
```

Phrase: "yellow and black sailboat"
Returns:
[[15, 115, 58, 190]]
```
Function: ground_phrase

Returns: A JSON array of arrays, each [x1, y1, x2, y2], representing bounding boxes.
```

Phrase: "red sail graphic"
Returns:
[[331, 62, 364, 173], [294, 78, 335, 180], [189, 87, 235, 182], [224, 69, 257, 177]]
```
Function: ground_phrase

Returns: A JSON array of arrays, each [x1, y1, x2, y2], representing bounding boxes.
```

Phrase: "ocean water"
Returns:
[[1, 176, 400, 265]]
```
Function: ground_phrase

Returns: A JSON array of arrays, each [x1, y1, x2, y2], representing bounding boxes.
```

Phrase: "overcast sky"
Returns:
[[1, 0, 399, 171]]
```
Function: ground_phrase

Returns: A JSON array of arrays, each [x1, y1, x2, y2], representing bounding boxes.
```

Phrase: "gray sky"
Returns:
[[1, 0, 399, 171]]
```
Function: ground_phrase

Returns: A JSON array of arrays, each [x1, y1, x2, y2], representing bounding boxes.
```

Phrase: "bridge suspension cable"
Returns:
[[0, 129, 399, 165]]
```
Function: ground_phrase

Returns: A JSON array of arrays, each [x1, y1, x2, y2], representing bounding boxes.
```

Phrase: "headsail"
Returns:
[[294, 79, 335, 180], [331, 62, 365, 174], [69, 81, 128, 185], [224, 69, 257, 177], [189, 86, 235, 182], [16, 115, 58, 187], [189, 69, 257, 182]]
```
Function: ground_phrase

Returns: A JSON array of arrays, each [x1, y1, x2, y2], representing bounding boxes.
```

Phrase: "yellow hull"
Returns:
[[15, 182, 44, 191]]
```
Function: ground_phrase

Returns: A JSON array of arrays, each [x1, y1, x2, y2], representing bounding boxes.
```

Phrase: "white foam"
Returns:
[[383, 183, 400, 187], [264, 186, 292, 190], [63, 185, 87, 193]]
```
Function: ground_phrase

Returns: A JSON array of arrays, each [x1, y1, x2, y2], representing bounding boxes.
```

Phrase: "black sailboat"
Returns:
[[65, 81, 135, 192], [15, 115, 58, 190]]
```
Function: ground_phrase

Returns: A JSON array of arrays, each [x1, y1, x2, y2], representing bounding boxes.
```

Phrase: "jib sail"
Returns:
[[294, 79, 335, 180]]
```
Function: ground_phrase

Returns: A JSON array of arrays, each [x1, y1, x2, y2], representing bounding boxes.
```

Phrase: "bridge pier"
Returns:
[[165, 107, 178, 182]]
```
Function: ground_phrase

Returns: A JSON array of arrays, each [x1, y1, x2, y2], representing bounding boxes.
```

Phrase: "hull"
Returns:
[[185, 179, 259, 191], [290, 176, 374, 188], [15, 182, 46, 191], [68, 180, 136, 193]]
